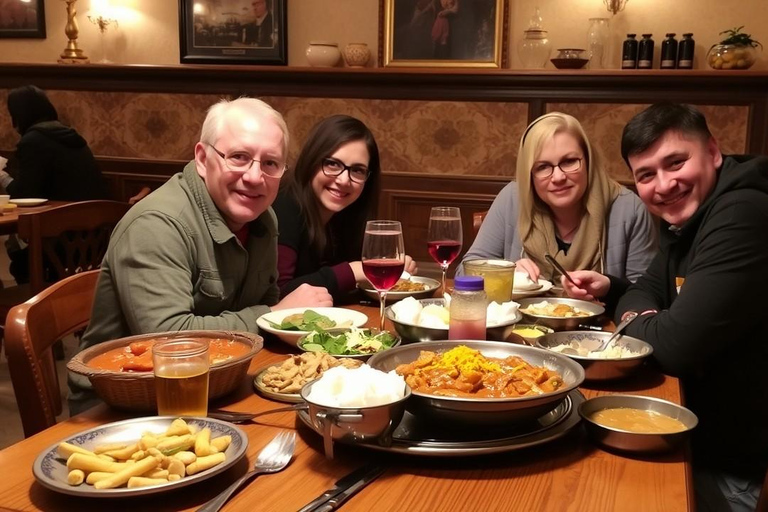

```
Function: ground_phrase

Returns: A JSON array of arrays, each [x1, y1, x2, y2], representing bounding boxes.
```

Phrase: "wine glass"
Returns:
[[362, 220, 405, 332], [427, 207, 463, 294]]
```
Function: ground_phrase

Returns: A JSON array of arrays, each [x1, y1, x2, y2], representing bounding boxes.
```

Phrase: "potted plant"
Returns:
[[707, 26, 762, 70]]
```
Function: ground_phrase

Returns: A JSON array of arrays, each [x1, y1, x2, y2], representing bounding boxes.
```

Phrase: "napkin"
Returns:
[[486, 300, 521, 326], [514, 271, 541, 291], [391, 296, 422, 324]]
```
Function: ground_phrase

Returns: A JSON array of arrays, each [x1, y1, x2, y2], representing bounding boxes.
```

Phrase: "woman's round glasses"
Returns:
[[532, 157, 582, 179], [322, 157, 370, 184], [208, 144, 287, 178]]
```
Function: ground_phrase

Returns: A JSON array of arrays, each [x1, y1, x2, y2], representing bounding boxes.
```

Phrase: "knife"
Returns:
[[298, 464, 386, 512]]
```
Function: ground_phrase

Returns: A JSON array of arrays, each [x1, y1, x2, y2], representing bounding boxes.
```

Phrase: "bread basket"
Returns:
[[67, 330, 263, 411]]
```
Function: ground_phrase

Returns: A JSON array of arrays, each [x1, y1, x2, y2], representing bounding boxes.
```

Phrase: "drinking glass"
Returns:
[[427, 207, 463, 294], [362, 220, 405, 331], [152, 339, 210, 416]]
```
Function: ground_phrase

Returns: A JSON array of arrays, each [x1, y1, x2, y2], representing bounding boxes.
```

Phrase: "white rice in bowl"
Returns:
[[306, 364, 407, 408]]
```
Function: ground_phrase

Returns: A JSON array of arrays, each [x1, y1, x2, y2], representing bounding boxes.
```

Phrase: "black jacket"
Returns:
[[6, 121, 108, 201], [616, 154, 768, 475]]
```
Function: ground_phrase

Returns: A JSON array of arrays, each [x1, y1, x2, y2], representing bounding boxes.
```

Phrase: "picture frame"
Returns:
[[179, 0, 287, 65], [0, 0, 45, 39], [379, 0, 508, 68]]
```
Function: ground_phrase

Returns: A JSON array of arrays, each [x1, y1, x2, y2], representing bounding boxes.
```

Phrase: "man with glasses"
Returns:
[[80, 97, 332, 355]]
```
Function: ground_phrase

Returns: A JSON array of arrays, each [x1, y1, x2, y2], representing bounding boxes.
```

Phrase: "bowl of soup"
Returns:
[[67, 330, 263, 411], [578, 394, 698, 454]]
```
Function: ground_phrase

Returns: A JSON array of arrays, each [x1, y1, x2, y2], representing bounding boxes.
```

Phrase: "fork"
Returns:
[[197, 431, 296, 512]]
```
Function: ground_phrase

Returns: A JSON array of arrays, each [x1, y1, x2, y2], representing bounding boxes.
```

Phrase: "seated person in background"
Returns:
[[0, 85, 108, 284], [459, 112, 656, 293], [563, 103, 768, 512], [81, 97, 332, 351], [273, 115, 416, 303]]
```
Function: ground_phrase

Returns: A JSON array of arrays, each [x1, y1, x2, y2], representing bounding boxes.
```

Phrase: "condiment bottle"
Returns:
[[448, 276, 487, 340], [677, 33, 695, 69], [621, 34, 638, 69], [660, 33, 678, 69], [638, 34, 655, 69]]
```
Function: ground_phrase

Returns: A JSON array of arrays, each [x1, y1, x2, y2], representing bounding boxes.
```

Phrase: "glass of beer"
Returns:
[[152, 339, 210, 416]]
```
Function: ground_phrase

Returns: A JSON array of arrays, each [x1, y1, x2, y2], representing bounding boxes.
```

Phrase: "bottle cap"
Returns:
[[683, 33, 693, 37], [626, 33, 637, 38], [642, 33, 653, 37], [665, 33, 676, 37], [454, 276, 484, 291]]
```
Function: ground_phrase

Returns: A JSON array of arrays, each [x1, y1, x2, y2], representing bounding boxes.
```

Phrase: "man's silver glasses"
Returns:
[[322, 157, 370, 184], [532, 157, 582, 179], [208, 144, 287, 178]]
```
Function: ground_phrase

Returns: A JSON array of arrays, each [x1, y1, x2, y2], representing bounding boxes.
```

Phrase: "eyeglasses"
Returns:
[[321, 157, 370, 184], [208, 144, 286, 179], [532, 157, 583, 179]]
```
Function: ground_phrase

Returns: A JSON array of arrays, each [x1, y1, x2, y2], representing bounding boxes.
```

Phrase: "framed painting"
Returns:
[[179, 0, 287, 65], [379, 0, 508, 68], [0, 0, 45, 39]]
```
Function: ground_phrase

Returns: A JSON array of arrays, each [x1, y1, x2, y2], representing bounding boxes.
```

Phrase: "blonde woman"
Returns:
[[460, 112, 656, 298]]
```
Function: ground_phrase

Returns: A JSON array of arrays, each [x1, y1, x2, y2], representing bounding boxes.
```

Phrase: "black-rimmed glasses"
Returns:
[[208, 144, 287, 179], [532, 157, 583, 179], [321, 157, 370, 184]]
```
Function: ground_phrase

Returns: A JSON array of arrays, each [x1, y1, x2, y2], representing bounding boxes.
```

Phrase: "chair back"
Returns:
[[473, 210, 488, 237], [4, 270, 100, 437], [17, 200, 131, 295]]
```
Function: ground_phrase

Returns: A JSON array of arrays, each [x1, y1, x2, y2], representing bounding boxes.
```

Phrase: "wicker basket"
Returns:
[[67, 330, 263, 411]]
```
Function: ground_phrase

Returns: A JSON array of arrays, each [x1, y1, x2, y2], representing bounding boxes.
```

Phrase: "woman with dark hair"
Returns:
[[273, 115, 416, 302], [1, 85, 108, 283], [1, 85, 107, 200]]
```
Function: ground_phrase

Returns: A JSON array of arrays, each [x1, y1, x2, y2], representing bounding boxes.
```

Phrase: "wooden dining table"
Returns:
[[0, 301, 692, 512], [0, 201, 68, 236]]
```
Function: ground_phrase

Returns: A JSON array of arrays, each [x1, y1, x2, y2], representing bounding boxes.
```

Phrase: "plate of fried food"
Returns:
[[254, 352, 363, 403], [359, 275, 440, 303], [33, 417, 247, 497]]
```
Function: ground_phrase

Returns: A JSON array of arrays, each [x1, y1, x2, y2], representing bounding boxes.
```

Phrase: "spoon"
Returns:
[[544, 254, 578, 288], [591, 311, 638, 353], [208, 404, 307, 423]]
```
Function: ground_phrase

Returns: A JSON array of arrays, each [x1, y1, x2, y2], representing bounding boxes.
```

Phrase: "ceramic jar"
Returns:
[[306, 42, 341, 67], [343, 43, 371, 67], [707, 44, 757, 70]]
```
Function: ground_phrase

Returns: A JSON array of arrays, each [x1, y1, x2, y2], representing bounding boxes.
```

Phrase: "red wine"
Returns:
[[427, 240, 462, 266], [363, 259, 405, 290]]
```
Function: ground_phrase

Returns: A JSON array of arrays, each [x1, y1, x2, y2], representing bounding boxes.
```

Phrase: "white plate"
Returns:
[[33, 416, 248, 498], [256, 307, 368, 347], [513, 279, 553, 299], [10, 198, 48, 206], [359, 276, 441, 303]]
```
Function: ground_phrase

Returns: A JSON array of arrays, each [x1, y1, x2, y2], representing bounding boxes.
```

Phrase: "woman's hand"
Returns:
[[561, 270, 610, 301], [515, 258, 540, 282], [403, 255, 418, 276]]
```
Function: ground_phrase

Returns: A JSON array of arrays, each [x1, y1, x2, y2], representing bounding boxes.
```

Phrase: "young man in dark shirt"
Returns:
[[563, 103, 768, 511]]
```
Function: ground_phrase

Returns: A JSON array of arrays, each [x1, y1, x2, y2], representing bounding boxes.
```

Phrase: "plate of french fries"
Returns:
[[33, 416, 248, 497]]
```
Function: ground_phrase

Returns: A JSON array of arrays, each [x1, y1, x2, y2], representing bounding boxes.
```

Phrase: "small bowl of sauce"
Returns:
[[508, 324, 554, 345], [579, 394, 698, 454]]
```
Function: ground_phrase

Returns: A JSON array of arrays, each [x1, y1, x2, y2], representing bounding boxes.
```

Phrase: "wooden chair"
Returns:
[[18, 200, 131, 296], [4, 270, 100, 437]]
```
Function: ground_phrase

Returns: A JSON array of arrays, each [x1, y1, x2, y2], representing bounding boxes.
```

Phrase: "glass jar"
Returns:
[[586, 17, 610, 69], [621, 34, 638, 69], [449, 276, 487, 340], [463, 259, 515, 303], [660, 33, 678, 69], [677, 33, 695, 69], [707, 44, 757, 70], [517, 7, 551, 68]]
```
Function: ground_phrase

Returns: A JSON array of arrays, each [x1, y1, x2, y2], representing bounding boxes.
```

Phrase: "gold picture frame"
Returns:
[[379, 0, 508, 68]]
